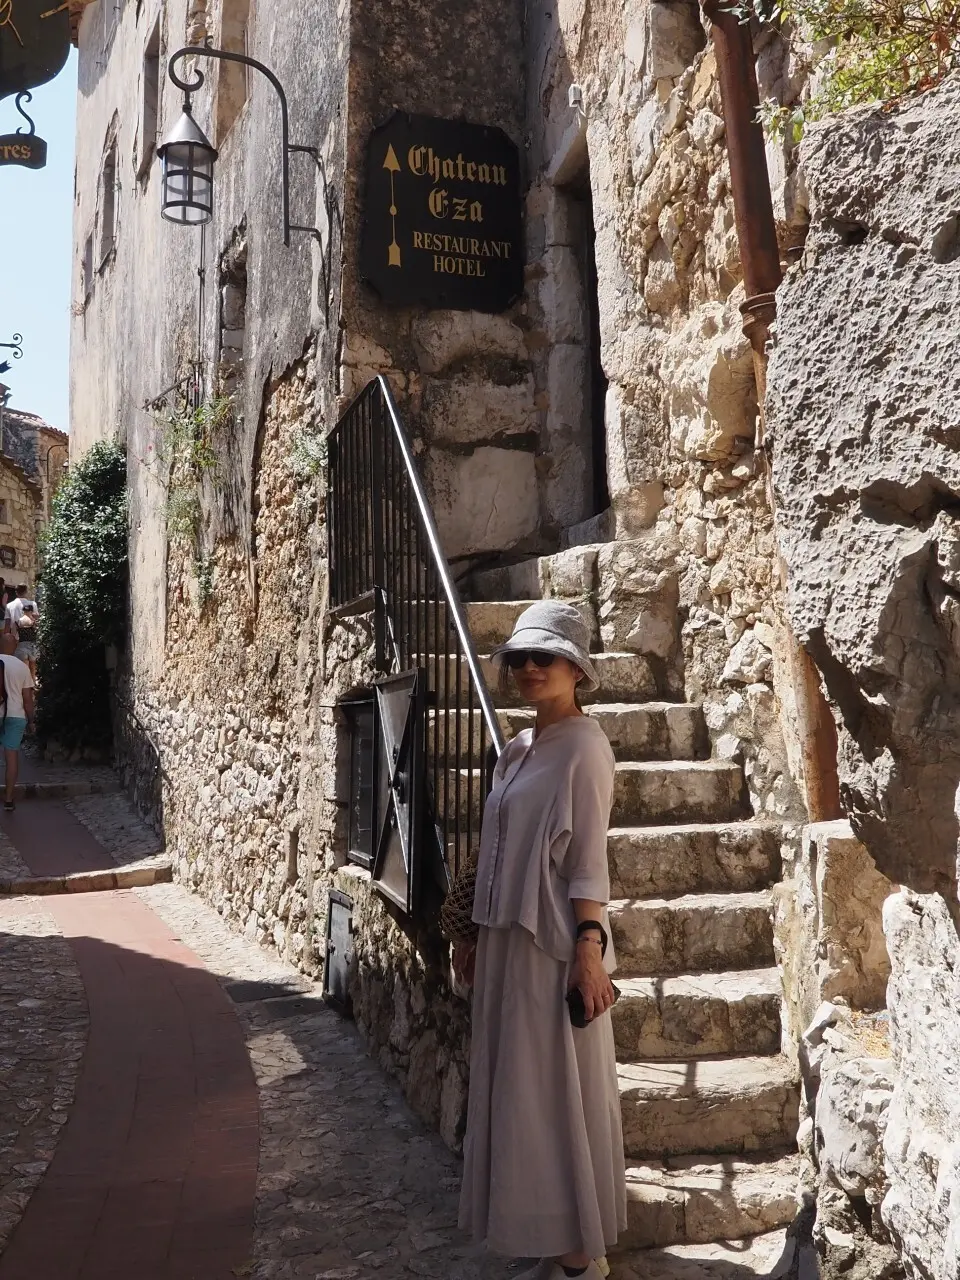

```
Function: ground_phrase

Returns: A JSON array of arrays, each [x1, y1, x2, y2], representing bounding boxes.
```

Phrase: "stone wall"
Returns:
[[767, 70, 960, 1280], [768, 75, 960, 904], [0, 460, 41, 588], [882, 890, 960, 1280], [523, 0, 810, 820]]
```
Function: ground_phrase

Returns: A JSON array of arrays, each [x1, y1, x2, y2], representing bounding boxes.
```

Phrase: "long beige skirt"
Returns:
[[459, 923, 627, 1259]]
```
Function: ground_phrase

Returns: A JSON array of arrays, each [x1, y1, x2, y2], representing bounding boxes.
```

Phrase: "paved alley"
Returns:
[[0, 758, 511, 1280]]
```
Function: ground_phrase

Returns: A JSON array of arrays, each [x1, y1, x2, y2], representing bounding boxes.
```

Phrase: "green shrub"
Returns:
[[37, 440, 128, 752], [730, 0, 960, 124]]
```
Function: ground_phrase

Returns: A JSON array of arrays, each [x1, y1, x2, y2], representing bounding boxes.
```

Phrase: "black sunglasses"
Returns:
[[503, 650, 557, 671]]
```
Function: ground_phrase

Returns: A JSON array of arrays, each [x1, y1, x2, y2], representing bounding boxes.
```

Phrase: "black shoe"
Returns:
[[4, 801, 15, 812]]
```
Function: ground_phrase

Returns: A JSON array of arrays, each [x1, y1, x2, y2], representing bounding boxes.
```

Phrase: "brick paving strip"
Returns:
[[0, 797, 260, 1280], [137, 883, 512, 1280]]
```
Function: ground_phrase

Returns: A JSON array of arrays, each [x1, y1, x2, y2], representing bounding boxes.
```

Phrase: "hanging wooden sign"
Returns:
[[0, 130, 46, 167], [360, 111, 524, 314], [0, 0, 71, 103]]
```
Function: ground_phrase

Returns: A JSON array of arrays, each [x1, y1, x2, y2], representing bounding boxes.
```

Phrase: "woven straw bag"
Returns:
[[440, 855, 479, 943]]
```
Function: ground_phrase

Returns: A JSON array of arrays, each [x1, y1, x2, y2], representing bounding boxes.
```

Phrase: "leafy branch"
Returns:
[[727, 0, 960, 123]]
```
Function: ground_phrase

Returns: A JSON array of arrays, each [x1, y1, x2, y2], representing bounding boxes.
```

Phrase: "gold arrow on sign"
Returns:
[[384, 144, 401, 268]]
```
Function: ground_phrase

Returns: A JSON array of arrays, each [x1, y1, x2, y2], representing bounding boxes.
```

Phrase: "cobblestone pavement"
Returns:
[[64, 792, 167, 870], [0, 900, 87, 1254], [138, 882, 510, 1280], [0, 830, 29, 882]]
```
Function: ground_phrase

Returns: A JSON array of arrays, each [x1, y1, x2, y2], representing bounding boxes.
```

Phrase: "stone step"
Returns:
[[445, 762, 751, 832], [608, 823, 782, 898], [427, 702, 709, 764], [621, 1151, 798, 1250], [612, 969, 782, 1061], [618, 1055, 799, 1159], [619, 1226, 796, 1278], [468, 545, 604, 602], [612, 761, 746, 826], [610, 891, 774, 976]]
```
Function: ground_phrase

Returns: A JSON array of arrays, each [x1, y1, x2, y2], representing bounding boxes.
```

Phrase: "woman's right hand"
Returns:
[[452, 940, 477, 987]]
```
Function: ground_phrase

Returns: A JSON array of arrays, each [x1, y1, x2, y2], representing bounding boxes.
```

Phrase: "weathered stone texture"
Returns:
[[881, 890, 960, 1280], [769, 77, 960, 899]]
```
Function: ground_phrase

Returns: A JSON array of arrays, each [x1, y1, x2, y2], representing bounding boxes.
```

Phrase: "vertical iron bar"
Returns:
[[453, 631, 463, 877], [348, 413, 356, 601], [370, 393, 386, 667], [362, 390, 372, 593], [390, 423, 400, 669]]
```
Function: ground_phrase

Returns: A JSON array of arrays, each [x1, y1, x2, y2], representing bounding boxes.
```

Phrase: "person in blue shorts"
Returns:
[[0, 634, 35, 812]]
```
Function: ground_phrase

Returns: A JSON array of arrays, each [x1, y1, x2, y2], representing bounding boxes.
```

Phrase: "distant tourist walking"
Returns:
[[5, 585, 39, 680], [453, 602, 626, 1280], [0, 634, 35, 812]]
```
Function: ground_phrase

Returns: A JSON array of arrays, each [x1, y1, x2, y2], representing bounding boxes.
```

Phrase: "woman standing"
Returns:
[[456, 601, 626, 1280]]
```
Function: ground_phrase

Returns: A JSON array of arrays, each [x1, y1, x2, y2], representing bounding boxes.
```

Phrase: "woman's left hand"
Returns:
[[569, 941, 616, 1022]]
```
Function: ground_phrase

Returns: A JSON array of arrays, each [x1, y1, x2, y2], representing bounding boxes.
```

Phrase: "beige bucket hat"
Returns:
[[490, 600, 600, 693]]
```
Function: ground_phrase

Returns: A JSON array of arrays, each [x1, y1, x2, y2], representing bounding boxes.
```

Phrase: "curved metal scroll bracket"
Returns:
[[0, 335, 24, 360], [167, 42, 321, 247], [14, 93, 35, 137]]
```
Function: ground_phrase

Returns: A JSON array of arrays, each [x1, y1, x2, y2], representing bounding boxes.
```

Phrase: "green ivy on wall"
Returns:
[[36, 440, 128, 753]]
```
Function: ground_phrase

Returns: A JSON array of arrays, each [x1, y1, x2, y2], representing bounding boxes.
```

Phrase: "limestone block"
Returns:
[[880, 890, 960, 1278], [424, 445, 539, 558], [411, 312, 526, 375], [648, 1, 706, 80], [804, 821, 895, 1010], [540, 545, 598, 598], [816, 1057, 894, 1197], [662, 300, 757, 462], [419, 375, 535, 446], [644, 238, 682, 314], [722, 629, 773, 685], [539, 246, 587, 343], [605, 382, 667, 537], [597, 541, 680, 659], [767, 75, 960, 898], [690, 108, 724, 153]]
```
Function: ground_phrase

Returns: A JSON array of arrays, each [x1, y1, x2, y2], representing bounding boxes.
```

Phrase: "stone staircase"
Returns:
[[460, 551, 800, 1258]]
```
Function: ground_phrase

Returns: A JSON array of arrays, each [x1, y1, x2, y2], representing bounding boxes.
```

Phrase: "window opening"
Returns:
[[342, 699, 375, 868], [215, 0, 252, 143], [99, 143, 118, 265], [83, 233, 94, 298], [138, 19, 161, 178], [0, 501, 8, 525], [218, 240, 247, 394], [0, 547, 17, 569]]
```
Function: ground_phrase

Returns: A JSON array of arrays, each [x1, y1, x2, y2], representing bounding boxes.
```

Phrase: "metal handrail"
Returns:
[[328, 376, 506, 884], [377, 377, 504, 756]]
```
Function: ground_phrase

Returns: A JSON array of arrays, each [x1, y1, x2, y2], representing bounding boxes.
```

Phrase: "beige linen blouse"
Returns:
[[472, 715, 617, 968]]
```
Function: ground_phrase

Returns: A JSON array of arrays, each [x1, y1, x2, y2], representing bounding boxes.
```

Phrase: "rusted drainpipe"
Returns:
[[701, 1, 842, 823]]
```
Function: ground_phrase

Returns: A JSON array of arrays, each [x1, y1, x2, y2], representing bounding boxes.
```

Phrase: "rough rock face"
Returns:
[[768, 77, 960, 900], [882, 890, 960, 1279]]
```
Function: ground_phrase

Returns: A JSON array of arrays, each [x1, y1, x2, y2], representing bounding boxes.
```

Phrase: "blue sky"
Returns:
[[0, 50, 78, 433]]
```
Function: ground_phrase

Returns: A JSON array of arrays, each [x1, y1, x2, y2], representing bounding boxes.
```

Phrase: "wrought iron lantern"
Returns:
[[157, 100, 218, 226], [161, 41, 319, 245]]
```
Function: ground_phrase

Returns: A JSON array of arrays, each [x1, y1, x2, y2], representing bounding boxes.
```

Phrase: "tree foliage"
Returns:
[[731, 0, 960, 118], [37, 440, 128, 752]]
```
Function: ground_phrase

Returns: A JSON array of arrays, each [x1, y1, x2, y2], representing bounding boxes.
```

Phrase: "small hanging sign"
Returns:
[[360, 111, 524, 314], [0, 130, 46, 168]]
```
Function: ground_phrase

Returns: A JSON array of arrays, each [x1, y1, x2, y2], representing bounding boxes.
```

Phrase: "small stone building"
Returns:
[[0, 457, 42, 588], [67, 0, 960, 1272]]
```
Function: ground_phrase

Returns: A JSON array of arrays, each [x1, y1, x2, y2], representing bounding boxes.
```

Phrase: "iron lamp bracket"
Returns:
[[168, 41, 322, 246]]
